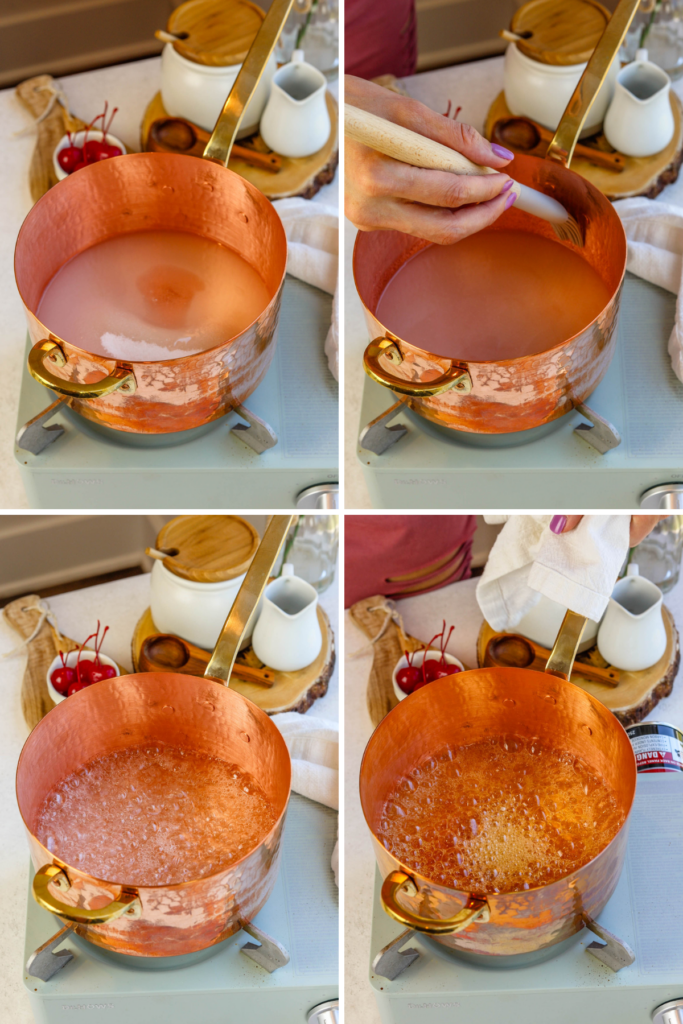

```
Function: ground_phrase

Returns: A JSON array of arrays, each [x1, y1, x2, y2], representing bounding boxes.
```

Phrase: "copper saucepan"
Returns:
[[16, 515, 293, 958], [14, 0, 292, 435], [360, 611, 637, 959], [353, 0, 639, 436]]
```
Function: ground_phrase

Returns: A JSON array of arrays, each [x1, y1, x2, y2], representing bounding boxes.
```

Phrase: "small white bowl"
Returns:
[[53, 129, 126, 181], [46, 649, 119, 704], [392, 649, 464, 702]]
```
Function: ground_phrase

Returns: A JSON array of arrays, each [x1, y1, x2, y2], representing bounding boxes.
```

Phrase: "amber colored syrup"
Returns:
[[375, 230, 611, 361], [35, 744, 277, 885], [36, 230, 270, 362], [378, 737, 625, 894]]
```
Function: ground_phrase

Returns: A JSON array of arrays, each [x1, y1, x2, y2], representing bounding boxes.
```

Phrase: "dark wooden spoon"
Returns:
[[491, 116, 625, 172], [484, 633, 620, 686], [148, 117, 282, 172], [140, 633, 274, 686]]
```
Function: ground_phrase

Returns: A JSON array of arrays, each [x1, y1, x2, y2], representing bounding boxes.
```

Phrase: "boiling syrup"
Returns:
[[36, 231, 271, 362], [378, 737, 625, 894], [375, 230, 611, 361], [35, 744, 278, 885]]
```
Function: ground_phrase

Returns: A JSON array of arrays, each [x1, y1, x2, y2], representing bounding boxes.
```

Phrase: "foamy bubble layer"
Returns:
[[378, 737, 625, 894], [35, 744, 277, 885]]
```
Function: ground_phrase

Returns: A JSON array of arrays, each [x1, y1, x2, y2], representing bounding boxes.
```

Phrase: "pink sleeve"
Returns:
[[345, 0, 417, 80]]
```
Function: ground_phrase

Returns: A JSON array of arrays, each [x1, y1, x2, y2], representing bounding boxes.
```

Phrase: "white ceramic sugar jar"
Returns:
[[149, 514, 260, 650]]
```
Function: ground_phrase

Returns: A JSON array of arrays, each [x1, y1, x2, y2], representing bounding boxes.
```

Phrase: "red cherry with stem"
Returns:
[[83, 139, 110, 162], [67, 679, 90, 696], [396, 665, 421, 695], [58, 145, 83, 172], [75, 631, 98, 685], [102, 144, 123, 158], [77, 659, 95, 683], [50, 666, 75, 695], [89, 663, 117, 684], [422, 657, 445, 682]]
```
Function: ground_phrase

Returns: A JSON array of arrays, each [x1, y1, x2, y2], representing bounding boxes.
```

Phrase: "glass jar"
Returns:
[[635, 514, 683, 592], [276, 0, 339, 77], [277, 514, 339, 593], [622, 0, 683, 80]]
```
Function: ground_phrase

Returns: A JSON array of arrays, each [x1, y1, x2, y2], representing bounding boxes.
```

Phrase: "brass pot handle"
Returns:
[[28, 340, 137, 399], [364, 338, 472, 398], [545, 609, 588, 680], [380, 870, 489, 935], [33, 864, 141, 924]]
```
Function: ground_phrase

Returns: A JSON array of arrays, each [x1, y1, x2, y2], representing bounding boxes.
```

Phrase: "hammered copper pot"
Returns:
[[359, 612, 637, 958], [15, 516, 293, 958], [13, 0, 290, 435], [353, 1, 637, 436]]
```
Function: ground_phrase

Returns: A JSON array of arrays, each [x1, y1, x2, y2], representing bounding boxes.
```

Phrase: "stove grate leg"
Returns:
[[231, 404, 278, 454], [240, 922, 290, 973], [583, 914, 635, 972], [359, 402, 408, 455], [26, 924, 76, 981], [574, 403, 622, 454], [16, 398, 67, 455], [372, 928, 420, 980]]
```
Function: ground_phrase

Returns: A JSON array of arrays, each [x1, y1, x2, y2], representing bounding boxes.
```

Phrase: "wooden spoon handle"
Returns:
[[139, 633, 274, 686], [484, 633, 620, 687]]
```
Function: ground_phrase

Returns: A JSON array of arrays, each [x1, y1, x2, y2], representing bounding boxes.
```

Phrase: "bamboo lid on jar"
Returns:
[[150, 515, 260, 582], [164, 0, 265, 67], [504, 0, 612, 66]]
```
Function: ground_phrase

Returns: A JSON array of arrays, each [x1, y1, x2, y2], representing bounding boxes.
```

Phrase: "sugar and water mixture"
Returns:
[[36, 231, 270, 362], [378, 737, 625, 894], [375, 230, 611, 361], [35, 744, 278, 885]]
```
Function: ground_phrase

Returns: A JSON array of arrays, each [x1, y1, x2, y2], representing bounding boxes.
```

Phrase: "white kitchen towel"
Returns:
[[477, 515, 630, 630], [271, 198, 339, 380], [613, 197, 683, 382], [273, 712, 338, 886]]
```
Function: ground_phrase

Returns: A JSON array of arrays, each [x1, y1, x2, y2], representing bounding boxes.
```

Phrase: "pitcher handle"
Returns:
[[204, 515, 294, 684], [28, 340, 137, 399], [33, 864, 140, 924], [380, 870, 490, 935], [364, 338, 472, 398], [546, 0, 642, 168], [545, 609, 588, 680], [203, 0, 294, 166]]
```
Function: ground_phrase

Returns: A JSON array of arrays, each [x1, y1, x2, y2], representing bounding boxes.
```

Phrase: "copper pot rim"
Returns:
[[359, 667, 637, 903], [16, 673, 292, 891], [14, 152, 288, 369], [352, 232, 626, 371]]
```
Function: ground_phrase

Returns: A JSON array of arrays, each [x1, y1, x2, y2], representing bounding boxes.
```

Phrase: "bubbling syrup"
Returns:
[[378, 737, 625, 894], [35, 744, 278, 885], [36, 230, 271, 362], [375, 230, 611, 361]]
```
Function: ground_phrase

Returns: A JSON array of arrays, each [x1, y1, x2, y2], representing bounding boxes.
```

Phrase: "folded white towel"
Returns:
[[272, 198, 339, 381], [613, 197, 683, 382], [477, 515, 630, 630], [272, 712, 339, 884]]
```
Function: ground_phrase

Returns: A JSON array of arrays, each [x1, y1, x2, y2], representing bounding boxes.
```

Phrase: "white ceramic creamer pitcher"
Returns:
[[259, 50, 331, 158], [597, 563, 667, 672], [251, 564, 323, 672], [603, 51, 674, 157]]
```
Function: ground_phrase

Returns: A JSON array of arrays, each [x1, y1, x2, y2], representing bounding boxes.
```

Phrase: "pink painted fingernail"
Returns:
[[550, 515, 567, 535], [492, 143, 514, 160], [504, 191, 517, 210], [501, 179, 514, 192]]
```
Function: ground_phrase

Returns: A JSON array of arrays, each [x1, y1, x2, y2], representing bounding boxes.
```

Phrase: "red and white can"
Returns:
[[626, 722, 683, 773]]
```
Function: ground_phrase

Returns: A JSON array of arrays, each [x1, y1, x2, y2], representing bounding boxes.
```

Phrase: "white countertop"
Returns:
[[0, 58, 338, 510], [344, 55, 683, 509], [0, 569, 338, 1023], [343, 571, 683, 1023]]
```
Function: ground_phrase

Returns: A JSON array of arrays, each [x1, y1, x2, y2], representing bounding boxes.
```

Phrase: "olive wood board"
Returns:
[[131, 605, 335, 714], [484, 89, 683, 200], [16, 74, 130, 205], [140, 90, 339, 200], [476, 607, 680, 727], [349, 594, 462, 728], [3, 594, 127, 732]]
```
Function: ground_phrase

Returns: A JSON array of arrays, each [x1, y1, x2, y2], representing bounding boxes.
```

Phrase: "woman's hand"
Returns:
[[345, 76, 516, 245], [550, 515, 669, 546]]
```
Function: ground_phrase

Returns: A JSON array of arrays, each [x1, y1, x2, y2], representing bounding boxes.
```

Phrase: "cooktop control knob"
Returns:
[[640, 484, 683, 510], [306, 998, 339, 1024], [652, 999, 683, 1024], [296, 484, 339, 510]]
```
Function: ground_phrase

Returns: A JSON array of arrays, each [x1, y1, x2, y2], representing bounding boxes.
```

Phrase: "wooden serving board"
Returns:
[[476, 607, 680, 727], [140, 90, 339, 200], [131, 606, 335, 714], [3, 594, 127, 731], [484, 90, 683, 200]]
